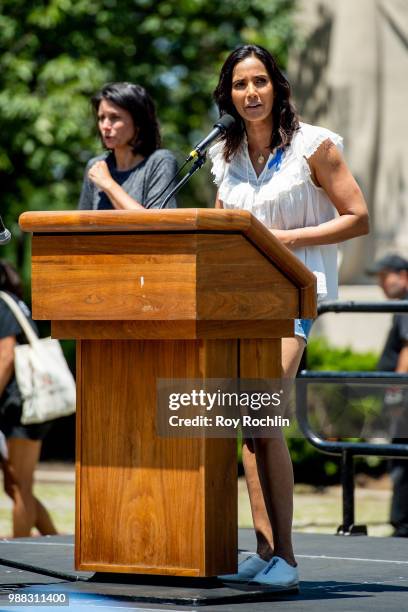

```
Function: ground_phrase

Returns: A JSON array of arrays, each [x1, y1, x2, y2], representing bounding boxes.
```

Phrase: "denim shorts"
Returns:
[[294, 318, 314, 343], [0, 400, 52, 441]]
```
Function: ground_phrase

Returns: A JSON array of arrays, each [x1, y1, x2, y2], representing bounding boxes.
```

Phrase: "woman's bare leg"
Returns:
[[242, 438, 273, 560], [242, 336, 305, 565], [6, 438, 57, 537]]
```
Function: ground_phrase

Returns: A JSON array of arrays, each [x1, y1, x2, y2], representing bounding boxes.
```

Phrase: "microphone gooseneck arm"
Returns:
[[158, 154, 207, 210], [186, 114, 235, 162], [157, 114, 235, 209]]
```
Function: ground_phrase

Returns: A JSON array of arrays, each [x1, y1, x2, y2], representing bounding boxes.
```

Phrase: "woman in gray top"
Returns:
[[78, 82, 177, 210]]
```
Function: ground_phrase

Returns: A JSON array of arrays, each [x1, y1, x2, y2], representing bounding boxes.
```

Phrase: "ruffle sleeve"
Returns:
[[208, 140, 227, 186], [298, 122, 344, 158]]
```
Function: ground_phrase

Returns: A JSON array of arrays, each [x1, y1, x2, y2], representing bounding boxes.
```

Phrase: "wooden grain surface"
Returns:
[[243, 215, 317, 319], [75, 340, 83, 570], [76, 338, 238, 576], [198, 339, 238, 573], [19, 208, 251, 233], [31, 234, 196, 321], [196, 234, 298, 320], [52, 319, 294, 340], [31, 233, 299, 322], [239, 339, 282, 379], [21, 208, 317, 318]]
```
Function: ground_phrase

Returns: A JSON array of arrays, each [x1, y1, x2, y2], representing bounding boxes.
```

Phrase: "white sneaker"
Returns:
[[219, 554, 269, 583], [250, 556, 299, 590]]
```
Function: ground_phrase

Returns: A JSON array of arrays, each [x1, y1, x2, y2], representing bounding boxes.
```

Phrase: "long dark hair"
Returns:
[[91, 82, 161, 157], [0, 260, 23, 300], [214, 45, 299, 161]]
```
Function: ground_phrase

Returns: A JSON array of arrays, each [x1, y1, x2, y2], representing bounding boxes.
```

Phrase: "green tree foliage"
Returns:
[[0, 0, 296, 272], [1, 1, 299, 466]]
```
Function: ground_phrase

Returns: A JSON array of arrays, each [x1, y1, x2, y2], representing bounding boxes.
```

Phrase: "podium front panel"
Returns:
[[75, 338, 237, 576]]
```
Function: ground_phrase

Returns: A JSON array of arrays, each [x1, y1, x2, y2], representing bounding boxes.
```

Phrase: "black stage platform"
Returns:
[[0, 530, 406, 611]]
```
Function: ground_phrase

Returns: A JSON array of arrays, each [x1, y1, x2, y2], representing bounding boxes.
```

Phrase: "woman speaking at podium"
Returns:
[[209, 45, 369, 589], [78, 82, 177, 210]]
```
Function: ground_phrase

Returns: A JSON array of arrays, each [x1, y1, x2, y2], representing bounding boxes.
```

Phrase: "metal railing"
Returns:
[[296, 300, 408, 535]]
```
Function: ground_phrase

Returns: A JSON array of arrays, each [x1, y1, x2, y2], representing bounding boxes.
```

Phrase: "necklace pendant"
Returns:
[[257, 153, 265, 164]]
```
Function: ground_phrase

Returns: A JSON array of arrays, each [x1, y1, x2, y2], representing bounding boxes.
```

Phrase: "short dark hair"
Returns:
[[213, 45, 299, 162], [91, 82, 161, 157], [366, 254, 408, 276], [0, 260, 23, 300]]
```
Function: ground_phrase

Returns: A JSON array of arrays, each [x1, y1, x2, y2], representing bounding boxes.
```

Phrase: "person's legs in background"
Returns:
[[4, 437, 57, 537]]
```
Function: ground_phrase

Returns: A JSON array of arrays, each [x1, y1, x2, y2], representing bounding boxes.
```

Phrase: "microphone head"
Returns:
[[0, 229, 11, 245], [214, 114, 235, 133]]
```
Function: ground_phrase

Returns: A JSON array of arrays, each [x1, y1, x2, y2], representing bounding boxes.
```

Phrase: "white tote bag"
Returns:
[[0, 291, 76, 425]]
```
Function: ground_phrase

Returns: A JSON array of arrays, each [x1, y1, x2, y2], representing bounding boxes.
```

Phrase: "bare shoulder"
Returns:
[[309, 138, 343, 171]]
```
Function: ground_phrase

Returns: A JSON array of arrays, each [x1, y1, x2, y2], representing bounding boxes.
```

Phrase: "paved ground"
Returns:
[[0, 530, 406, 611]]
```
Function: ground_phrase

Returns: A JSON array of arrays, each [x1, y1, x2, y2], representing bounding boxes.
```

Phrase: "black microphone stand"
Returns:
[[158, 153, 207, 210]]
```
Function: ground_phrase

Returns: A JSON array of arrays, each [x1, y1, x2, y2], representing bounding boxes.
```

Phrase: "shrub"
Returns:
[[287, 337, 382, 484]]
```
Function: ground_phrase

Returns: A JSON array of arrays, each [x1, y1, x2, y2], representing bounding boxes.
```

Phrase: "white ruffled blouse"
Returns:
[[208, 122, 343, 300]]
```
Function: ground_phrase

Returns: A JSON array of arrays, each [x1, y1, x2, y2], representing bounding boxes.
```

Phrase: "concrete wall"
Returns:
[[311, 285, 392, 353]]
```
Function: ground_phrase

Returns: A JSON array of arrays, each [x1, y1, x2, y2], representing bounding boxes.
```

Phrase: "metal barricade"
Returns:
[[296, 300, 408, 535]]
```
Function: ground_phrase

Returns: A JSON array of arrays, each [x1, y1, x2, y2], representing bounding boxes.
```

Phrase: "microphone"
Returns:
[[187, 114, 235, 161], [0, 216, 11, 245]]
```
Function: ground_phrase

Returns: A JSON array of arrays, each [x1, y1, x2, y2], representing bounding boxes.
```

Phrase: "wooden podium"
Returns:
[[20, 208, 316, 577]]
